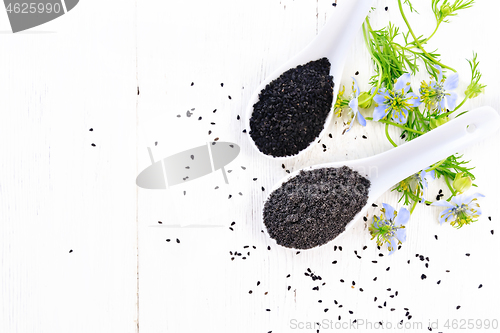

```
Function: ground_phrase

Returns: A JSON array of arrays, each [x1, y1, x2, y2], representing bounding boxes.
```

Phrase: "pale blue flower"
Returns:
[[398, 167, 435, 203], [346, 77, 367, 132], [369, 203, 410, 254], [432, 192, 484, 228], [420, 65, 459, 114], [373, 73, 421, 124]]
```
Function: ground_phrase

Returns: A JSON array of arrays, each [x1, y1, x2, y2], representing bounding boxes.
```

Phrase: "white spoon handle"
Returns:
[[369, 106, 500, 196]]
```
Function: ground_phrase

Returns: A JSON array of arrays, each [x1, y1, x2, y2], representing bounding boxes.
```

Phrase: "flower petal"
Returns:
[[348, 96, 358, 111], [438, 208, 453, 225], [352, 77, 361, 98], [434, 65, 443, 82], [443, 72, 459, 91], [395, 73, 412, 93], [396, 227, 407, 243], [357, 109, 367, 127], [445, 91, 458, 110], [431, 200, 455, 208], [382, 203, 396, 221], [373, 90, 388, 104], [373, 104, 389, 121], [395, 207, 410, 226], [406, 92, 421, 107]]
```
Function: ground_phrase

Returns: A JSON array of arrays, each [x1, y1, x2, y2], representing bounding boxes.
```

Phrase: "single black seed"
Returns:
[[407, 260, 410, 264], [385, 6, 388, 11], [191, 82, 194, 86], [329, 133, 333, 138], [466, 253, 470, 256], [262, 187, 265, 191], [166, 239, 170, 242], [373, 277, 377, 281], [332, 3, 337, 6], [437, 280, 441, 284], [372, 261, 377, 263], [318, 300, 322, 303], [257, 281, 260, 286], [435, 235, 438, 240], [386, 267, 390, 271], [228, 95, 232, 100], [488, 216, 491, 221], [267, 246, 271, 250], [221, 83, 224, 87], [231, 221, 236, 226], [324, 308, 329, 312], [363, 216, 367, 222], [249, 290, 252, 294], [91, 143, 96, 147], [339, 246, 343, 251], [355, 71, 359, 75], [89, 128, 93, 131], [456, 305, 461, 310], [332, 260, 337, 264], [288, 286, 291, 290], [176, 238, 180, 243], [491, 230, 494, 235], [362, 135, 367, 139], [242, 129, 247, 133], [69, 249, 73, 253], [478, 284, 483, 288], [421, 274, 427, 280], [237, 115, 240, 120], [349, 310, 353, 314], [286, 274, 290, 278]]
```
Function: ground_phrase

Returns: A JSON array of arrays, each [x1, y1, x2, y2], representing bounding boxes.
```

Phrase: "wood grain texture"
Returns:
[[1, 0, 500, 332]]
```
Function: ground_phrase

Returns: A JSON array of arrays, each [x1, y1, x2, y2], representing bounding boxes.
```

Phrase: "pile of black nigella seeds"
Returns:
[[263, 166, 370, 249], [249, 57, 334, 157]]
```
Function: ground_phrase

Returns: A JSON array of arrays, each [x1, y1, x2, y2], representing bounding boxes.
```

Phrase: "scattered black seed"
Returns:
[[488, 216, 491, 221], [332, 260, 337, 264], [349, 310, 353, 314], [296, 251, 300, 255], [359, 288, 363, 292], [363, 216, 367, 222], [249, 58, 334, 157], [340, 279, 344, 283], [228, 195, 232, 199], [491, 230, 494, 235], [478, 284, 483, 288], [456, 305, 461, 310], [266, 309, 270, 311], [334, 300, 338, 305], [210, 122, 215, 125], [363, 245, 367, 250], [262, 186, 265, 191], [267, 246, 271, 250], [242, 129, 247, 133], [237, 115, 240, 120], [329, 133, 332, 138], [355, 71, 359, 75], [228, 95, 232, 100], [332, 3, 337, 7], [91, 143, 96, 147], [466, 253, 470, 256], [435, 235, 438, 240], [69, 249, 73, 253], [339, 246, 343, 251], [286, 274, 290, 278], [324, 308, 329, 312], [249, 290, 252, 294], [166, 239, 170, 242], [198, 116, 202, 120], [437, 280, 441, 284], [373, 277, 377, 281], [231, 221, 236, 226], [372, 261, 377, 263], [208, 130, 212, 135], [288, 286, 291, 290], [176, 238, 180, 243], [425, 263, 429, 268], [257, 281, 260, 286], [372, 203, 378, 207], [89, 128, 93, 131], [385, 6, 388, 11], [386, 267, 390, 271], [362, 135, 367, 139], [263, 166, 370, 249], [421, 274, 427, 280]]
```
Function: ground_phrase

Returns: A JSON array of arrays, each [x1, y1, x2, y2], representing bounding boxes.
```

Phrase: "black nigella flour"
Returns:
[[263, 166, 370, 249], [249, 58, 334, 157]]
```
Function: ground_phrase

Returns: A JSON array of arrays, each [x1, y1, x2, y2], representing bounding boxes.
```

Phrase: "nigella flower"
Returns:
[[398, 167, 435, 203], [333, 78, 366, 131], [373, 73, 421, 124], [346, 77, 366, 132], [432, 192, 484, 228], [369, 203, 410, 254], [420, 65, 459, 114]]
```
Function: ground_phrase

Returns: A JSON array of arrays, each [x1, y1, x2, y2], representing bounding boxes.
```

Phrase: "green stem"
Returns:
[[385, 123, 398, 147], [366, 117, 425, 135], [363, 19, 383, 98], [426, 158, 447, 172], [444, 175, 457, 200], [397, 0, 457, 73]]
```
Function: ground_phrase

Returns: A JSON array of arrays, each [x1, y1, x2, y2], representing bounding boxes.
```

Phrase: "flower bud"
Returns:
[[430, 116, 449, 129], [453, 173, 472, 194], [440, 4, 452, 17], [357, 91, 373, 109]]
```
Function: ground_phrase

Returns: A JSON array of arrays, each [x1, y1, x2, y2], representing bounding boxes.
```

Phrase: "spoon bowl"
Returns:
[[263, 106, 500, 249], [246, 0, 375, 160]]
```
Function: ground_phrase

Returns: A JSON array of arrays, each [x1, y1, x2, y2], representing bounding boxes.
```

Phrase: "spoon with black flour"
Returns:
[[246, 0, 375, 159], [263, 106, 500, 249]]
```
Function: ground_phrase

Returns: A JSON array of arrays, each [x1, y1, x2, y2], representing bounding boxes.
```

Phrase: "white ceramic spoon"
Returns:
[[246, 0, 375, 160], [264, 106, 500, 248]]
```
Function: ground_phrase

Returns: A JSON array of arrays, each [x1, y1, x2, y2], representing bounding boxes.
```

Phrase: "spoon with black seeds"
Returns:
[[246, 0, 374, 159], [263, 107, 499, 249]]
